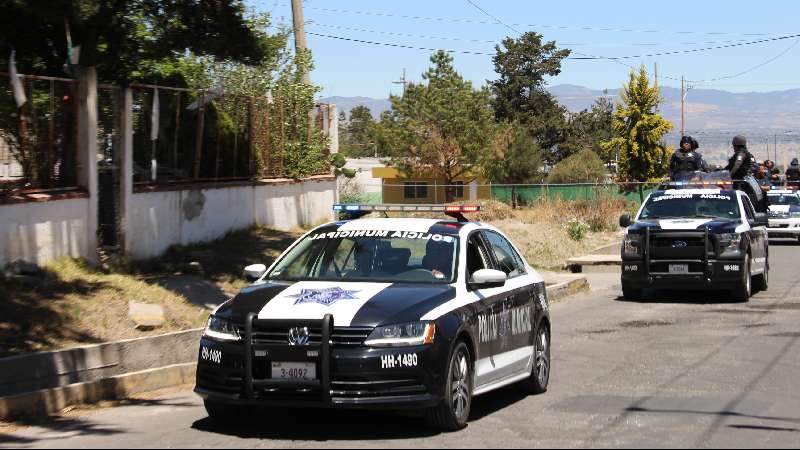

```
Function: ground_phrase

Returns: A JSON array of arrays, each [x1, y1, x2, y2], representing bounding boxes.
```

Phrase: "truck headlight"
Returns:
[[365, 322, 436, 348], [204, 316, 241, 342], [718, 233, 743, 258], [623, 234, 642, 257]]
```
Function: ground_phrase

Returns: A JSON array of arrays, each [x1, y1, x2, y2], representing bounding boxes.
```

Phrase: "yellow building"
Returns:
[[372, 167, 492, 204]]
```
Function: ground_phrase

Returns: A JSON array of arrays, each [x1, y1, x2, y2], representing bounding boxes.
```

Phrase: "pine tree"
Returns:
[[601, 66, 673, 200], [375, 51, 497, 202]]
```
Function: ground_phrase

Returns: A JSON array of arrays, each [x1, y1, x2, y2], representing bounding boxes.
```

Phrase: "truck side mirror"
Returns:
[[619, 214, 633, 228]]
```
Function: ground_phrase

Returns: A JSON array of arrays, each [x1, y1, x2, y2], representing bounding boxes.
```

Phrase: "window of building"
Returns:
[[404, 182, 428, 199]]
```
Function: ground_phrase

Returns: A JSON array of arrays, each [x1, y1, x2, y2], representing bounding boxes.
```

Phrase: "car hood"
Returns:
[[629, 218, 741, 233], [214, 280, 457, 328]]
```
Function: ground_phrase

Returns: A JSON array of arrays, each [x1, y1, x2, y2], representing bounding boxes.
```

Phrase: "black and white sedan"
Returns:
[[195, 204, 551, 431]]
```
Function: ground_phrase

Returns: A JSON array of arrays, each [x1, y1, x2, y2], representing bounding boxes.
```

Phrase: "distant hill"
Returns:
[[320, 97, 391, 120], [322, 86, 800, 165]]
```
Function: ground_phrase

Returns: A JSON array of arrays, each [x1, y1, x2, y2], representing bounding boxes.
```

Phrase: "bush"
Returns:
[[566, 218, 590, 241], [548, 149, 608, 184]]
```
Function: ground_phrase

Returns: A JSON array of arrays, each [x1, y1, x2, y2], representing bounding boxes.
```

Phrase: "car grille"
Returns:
[[240, 325, 373, 348], [649, 233, 710, 260], [330, 376, 427, 399]]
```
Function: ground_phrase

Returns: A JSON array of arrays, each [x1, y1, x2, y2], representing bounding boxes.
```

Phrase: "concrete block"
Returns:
[[128, 302, 166, 330]]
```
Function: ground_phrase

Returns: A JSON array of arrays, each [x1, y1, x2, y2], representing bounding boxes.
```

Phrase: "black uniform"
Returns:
[[726, 149, 756, 180], [787, 158, 800, 187], [670, 150, 706, 180]]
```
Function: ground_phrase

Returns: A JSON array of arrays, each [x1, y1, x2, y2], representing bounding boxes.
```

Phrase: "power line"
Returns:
[[301, 4, 775, 38]]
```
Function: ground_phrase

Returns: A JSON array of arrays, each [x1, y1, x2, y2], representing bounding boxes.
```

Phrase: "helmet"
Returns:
[[732, 135, 748, 148], [680, 136, 699, 151]]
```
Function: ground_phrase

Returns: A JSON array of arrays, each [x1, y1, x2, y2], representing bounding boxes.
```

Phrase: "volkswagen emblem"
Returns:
[[288, 327, 311, 346], [672, 241, 688, 248]]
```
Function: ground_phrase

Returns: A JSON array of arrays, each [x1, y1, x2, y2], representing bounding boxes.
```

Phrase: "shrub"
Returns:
[[566, 218, 590, 241], [547, 149, 608, 184]]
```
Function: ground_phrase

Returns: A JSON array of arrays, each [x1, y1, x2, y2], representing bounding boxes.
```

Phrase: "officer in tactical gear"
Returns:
[[669, 136, 706, 180], [726, 135, 756, 180], [786, 158, 800, 188]]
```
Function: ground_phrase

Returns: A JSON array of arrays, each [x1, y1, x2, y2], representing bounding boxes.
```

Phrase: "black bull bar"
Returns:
[[243, 313, 334, 404]]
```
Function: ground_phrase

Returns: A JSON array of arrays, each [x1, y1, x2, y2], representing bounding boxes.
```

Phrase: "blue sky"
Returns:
[[251, 0, 800, 99]]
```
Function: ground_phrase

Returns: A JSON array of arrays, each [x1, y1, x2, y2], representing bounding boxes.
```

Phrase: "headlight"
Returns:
[[623, 234, 642, 257], [204, 316, 241, 342], [365, 322, 436, 348], [718, 233, 743, 258]]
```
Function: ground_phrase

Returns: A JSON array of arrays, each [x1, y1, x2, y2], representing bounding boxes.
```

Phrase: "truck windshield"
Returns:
[[267, 230, 459, 284], [640, 193, 741, 220], [768, 194, 800, 206]]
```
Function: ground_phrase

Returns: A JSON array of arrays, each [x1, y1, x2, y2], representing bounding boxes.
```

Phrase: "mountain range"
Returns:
[[322, 85, 800, 164]]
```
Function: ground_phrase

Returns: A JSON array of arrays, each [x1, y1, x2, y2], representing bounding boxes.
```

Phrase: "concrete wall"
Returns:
[[0, 198, 92, 267], [126, 177, 336, 260]]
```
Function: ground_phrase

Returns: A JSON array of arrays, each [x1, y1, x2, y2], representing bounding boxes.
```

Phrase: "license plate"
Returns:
[[669, 264, 690, 274], [271, 362, 316, 381]]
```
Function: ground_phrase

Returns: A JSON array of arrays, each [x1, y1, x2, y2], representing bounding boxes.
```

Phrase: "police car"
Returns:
[[767, 189, 800, 242], [195, 204, 551, 431], [619, 182, 769, 302]]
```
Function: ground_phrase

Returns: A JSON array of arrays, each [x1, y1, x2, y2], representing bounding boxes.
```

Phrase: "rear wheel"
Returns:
[[520, 325, 550, 395], [732, 256, 752, 303], [753, 260, 769, 293], [426, 342, 473, 432]]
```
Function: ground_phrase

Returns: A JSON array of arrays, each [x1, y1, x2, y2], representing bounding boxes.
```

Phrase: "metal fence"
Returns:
[[0, 73, 78, 194]]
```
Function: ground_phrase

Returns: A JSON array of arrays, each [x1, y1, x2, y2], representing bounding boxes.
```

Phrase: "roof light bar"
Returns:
[[332, 204, 482, 222]]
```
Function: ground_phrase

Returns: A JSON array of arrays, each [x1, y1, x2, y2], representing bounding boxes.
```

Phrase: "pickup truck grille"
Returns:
[[649, 232, 711, 260]]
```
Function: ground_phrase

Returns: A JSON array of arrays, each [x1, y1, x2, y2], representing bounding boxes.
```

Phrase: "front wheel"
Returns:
[[731, 256, 752, 303], [622, 280, 642, 301], [753, 260, 769, 293], [426, 342, 473, 432], [203, 399, 253, 424]]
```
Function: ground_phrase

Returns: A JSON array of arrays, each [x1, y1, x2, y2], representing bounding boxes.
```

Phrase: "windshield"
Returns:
[[640, 193, 741, 220], [768, 194, 800, 206], [267, 230, 458, 284]]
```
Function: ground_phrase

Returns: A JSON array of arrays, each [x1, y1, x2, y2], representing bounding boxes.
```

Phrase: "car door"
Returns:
[[742, 195, 768, 273], [480, 230, 536, 381], [465, 231, 517, 388]]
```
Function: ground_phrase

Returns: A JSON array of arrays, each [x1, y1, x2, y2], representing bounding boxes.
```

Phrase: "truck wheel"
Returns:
[[622, 281, 642, 301], [732, 256, 752, 303], [753, 261, 769, 293], [426, 342, 473, 432]]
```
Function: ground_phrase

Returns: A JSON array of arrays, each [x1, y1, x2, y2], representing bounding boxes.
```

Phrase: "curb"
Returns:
[[0, 363, 196, 421], [547, 276, 590, 302]]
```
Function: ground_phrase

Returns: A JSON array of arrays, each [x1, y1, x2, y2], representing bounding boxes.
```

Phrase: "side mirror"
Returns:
[[752, 213, 769, 228], [244, 264, 267, 282], [469, 269, 507, 290], [619, 214, 633, 228]]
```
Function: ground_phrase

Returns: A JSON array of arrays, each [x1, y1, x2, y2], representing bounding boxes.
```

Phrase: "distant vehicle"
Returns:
[[620, 180, 770, 303], [195, 204, 551, 431], [767, 189, 800, 243]]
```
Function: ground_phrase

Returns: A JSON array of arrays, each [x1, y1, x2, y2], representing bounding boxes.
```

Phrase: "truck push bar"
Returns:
[[243, 313, 334, 404]]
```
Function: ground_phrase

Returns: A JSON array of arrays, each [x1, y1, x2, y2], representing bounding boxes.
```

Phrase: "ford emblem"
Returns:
[[672, 241, 688, 248]]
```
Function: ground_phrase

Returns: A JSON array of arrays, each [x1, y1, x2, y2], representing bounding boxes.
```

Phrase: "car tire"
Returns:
[[426, 341, 473, 432], [519, 324, 550, 395], [732, 256, 752, 303], [753, 260, 769, 293]]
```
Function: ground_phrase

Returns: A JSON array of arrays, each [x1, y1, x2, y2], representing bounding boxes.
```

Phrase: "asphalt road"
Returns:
[[3, 242, 800, 448]]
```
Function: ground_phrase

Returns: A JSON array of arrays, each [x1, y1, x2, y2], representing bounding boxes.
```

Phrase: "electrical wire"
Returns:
[[301, 4, 774, 38]]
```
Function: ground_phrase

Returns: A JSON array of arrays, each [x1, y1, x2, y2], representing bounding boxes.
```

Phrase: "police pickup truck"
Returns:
[[619, 181, 769, 302], [767, 189, 800, 243]]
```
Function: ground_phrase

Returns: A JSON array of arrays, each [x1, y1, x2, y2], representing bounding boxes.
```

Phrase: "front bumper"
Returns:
[[767, 219, 800, 238], [622, 259, 745, 290], [194, 315, 446, 410]]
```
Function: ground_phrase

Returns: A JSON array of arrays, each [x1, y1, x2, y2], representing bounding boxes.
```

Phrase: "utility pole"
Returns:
[[681, 76, 685, 137], [393, 68, 409, 96], [291, 0, 311, 85]]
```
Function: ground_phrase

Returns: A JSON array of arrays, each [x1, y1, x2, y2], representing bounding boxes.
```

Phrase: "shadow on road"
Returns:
[[614, 289, 746, 305], [191, 385, 531, 440]]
